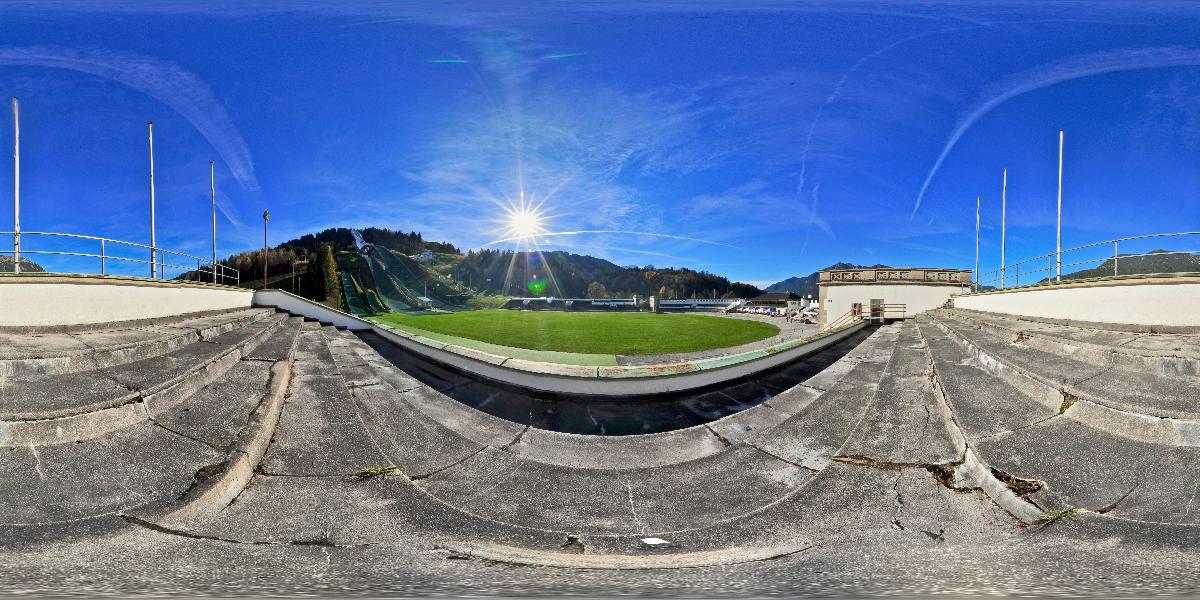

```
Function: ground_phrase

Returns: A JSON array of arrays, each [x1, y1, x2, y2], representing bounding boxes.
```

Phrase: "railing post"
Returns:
[[1114, 241, 1119, 276], [1048, 255, 1052, 284], [1015, 263, 1019, 288], [100, 239, 106, 275]]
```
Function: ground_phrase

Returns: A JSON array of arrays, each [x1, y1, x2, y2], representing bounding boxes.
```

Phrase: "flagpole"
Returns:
[[1056, 129, 1064, 282], [974, 194, 980, 292], [11, 97, 19, 275], [210, 161, 217, 284], [1001, 168, 1007, 289], [148, 122, 157, 279]]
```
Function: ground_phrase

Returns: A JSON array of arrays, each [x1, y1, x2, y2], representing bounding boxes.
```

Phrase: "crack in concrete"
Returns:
[[703, 424, 732, 447], [120, 514, 357, 549], [1179, 480, 1200, 524], [1097, 480, 1141, 514], [410, 447, 486, 481], [148, 420, 226, 452], [889, 471, 906, 531], [28, 443, 46, 481], [625, 482, 649, 535], [746, 442, 820, 473], [501, 425, 529, 449]]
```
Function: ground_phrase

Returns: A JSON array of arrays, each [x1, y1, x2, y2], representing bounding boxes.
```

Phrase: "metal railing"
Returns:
[[821, 303, 907, 332], [976, 231, 1200, 291], [0, 231, 239, 285]]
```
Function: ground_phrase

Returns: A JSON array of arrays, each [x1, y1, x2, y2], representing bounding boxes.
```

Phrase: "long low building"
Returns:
[[818, 267, 971, 326]]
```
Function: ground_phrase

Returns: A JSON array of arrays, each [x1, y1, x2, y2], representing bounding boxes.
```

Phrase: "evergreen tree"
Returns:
[[318, 244, 342, 308]]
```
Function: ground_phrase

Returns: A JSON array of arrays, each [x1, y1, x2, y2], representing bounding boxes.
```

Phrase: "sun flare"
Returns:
[[504, 203, 546, 242]]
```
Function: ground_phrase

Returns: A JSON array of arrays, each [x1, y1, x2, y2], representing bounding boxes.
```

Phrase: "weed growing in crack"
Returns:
[[1059, 392, 1078, 414], [355, 465, 400, 480], [1034, 508, 1080, 525]]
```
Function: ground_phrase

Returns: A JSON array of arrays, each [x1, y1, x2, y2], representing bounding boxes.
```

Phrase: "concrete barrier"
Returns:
[[252, 289, 870, 396], [0, 275, 252, 327], [253, 289, 368, 330], [953, 274, 1200, 328]]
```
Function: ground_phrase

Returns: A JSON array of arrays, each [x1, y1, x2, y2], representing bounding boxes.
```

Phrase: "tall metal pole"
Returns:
[[1056, 129, 1064, 282], [1000, 168, 1007, 288], [210, 161, 217, 284], [11, 97, 19, 275], [974, 194, 980, 292], [262, 210, 269, 288], [148, 122, 157, 279]]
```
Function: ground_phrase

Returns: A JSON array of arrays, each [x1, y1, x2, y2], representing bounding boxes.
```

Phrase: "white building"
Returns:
[[818, 267, 971, 327]]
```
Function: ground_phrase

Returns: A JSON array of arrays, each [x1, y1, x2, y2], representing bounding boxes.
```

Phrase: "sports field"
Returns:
[[369, 310, 778, 356]]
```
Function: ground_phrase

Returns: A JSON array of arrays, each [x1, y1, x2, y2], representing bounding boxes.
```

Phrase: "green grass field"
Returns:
[[370, 310, 778, 356]]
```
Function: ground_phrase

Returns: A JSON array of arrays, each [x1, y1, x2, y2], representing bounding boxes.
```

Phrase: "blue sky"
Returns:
[[3, 2, 1200, 287]]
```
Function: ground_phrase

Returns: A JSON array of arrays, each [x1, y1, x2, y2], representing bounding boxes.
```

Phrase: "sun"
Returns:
[[505, 203, 546, 242]]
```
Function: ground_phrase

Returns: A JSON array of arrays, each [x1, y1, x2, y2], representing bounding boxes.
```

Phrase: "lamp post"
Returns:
[[262, 210, 270, 288]]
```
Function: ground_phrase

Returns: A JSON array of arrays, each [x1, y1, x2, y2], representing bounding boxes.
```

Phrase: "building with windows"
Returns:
[[817, 267, 971, 327]]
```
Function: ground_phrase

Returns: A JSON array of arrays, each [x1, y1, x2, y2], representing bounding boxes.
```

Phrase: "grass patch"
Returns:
[[1033, 508, 1081, 525], [355, 465, 401, 480], [464, 295, 513, 310], [370, 310, 778, 356]]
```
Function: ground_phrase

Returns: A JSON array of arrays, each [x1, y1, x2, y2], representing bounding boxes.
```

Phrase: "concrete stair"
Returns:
[[0, 309, 302, 525], [920, 312, 1200, 525]]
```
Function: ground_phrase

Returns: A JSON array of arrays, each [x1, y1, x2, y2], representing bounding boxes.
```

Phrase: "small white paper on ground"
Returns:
[[641, 537, 670, 545]]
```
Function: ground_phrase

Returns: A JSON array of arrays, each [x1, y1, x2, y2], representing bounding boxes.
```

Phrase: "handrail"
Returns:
[[976, 231, 1200, 291], [820, 303, 907, 333], [0, 230, 239, 286]]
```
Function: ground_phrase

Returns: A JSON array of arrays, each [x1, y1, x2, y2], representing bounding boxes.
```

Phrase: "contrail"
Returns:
[[0, 46, 259, 191], [481, 230, 737, 248], [912, 46, 1200, 217], [799, 180, 822, 258], [796, 25, 982, 197]]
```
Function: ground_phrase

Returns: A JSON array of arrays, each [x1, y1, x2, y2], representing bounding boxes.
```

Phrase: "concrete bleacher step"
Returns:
[[0, 311, 286, 423], [118, 318, 1063, 569], [0, 308, 273, 378], [0, 311, 300, 526], [835, 322, 965, 466], [914, 316, 1200, 524], [931, 311, 1200, 420], [944, 307, 1200, 380]]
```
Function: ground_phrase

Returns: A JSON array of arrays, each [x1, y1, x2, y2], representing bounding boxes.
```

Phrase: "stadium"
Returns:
[[5, 3, 1200, 598]]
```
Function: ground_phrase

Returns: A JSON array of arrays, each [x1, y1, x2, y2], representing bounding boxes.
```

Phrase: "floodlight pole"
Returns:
[[210, 161, 217, 284], [262, 210, 270, 288], [974, 194, 980, 292], [11, 97, 19, 275], [148, 122, 157, 280], [1000, 168, 1007, 289], [1056, 129, 1064, 282]]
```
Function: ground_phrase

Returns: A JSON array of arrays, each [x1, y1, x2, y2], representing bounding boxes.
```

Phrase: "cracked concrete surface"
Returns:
[[1, 311, 1199, 595]]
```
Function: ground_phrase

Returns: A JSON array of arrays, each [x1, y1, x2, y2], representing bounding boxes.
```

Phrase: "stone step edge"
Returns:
[[916, 322, 1047, 524], [941, 308, 1200, 377], [0, 308, 273, 378], [0, 312, 289, 446], [929, 317, 1200, 447], [145, 359, 293, 526]]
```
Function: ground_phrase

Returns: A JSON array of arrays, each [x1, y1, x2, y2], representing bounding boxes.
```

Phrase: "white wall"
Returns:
[[253, 289, 369, 330], [952, 279, 1200, 327], [820, 283, 967, 326], [0, 277, 253, 327]]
